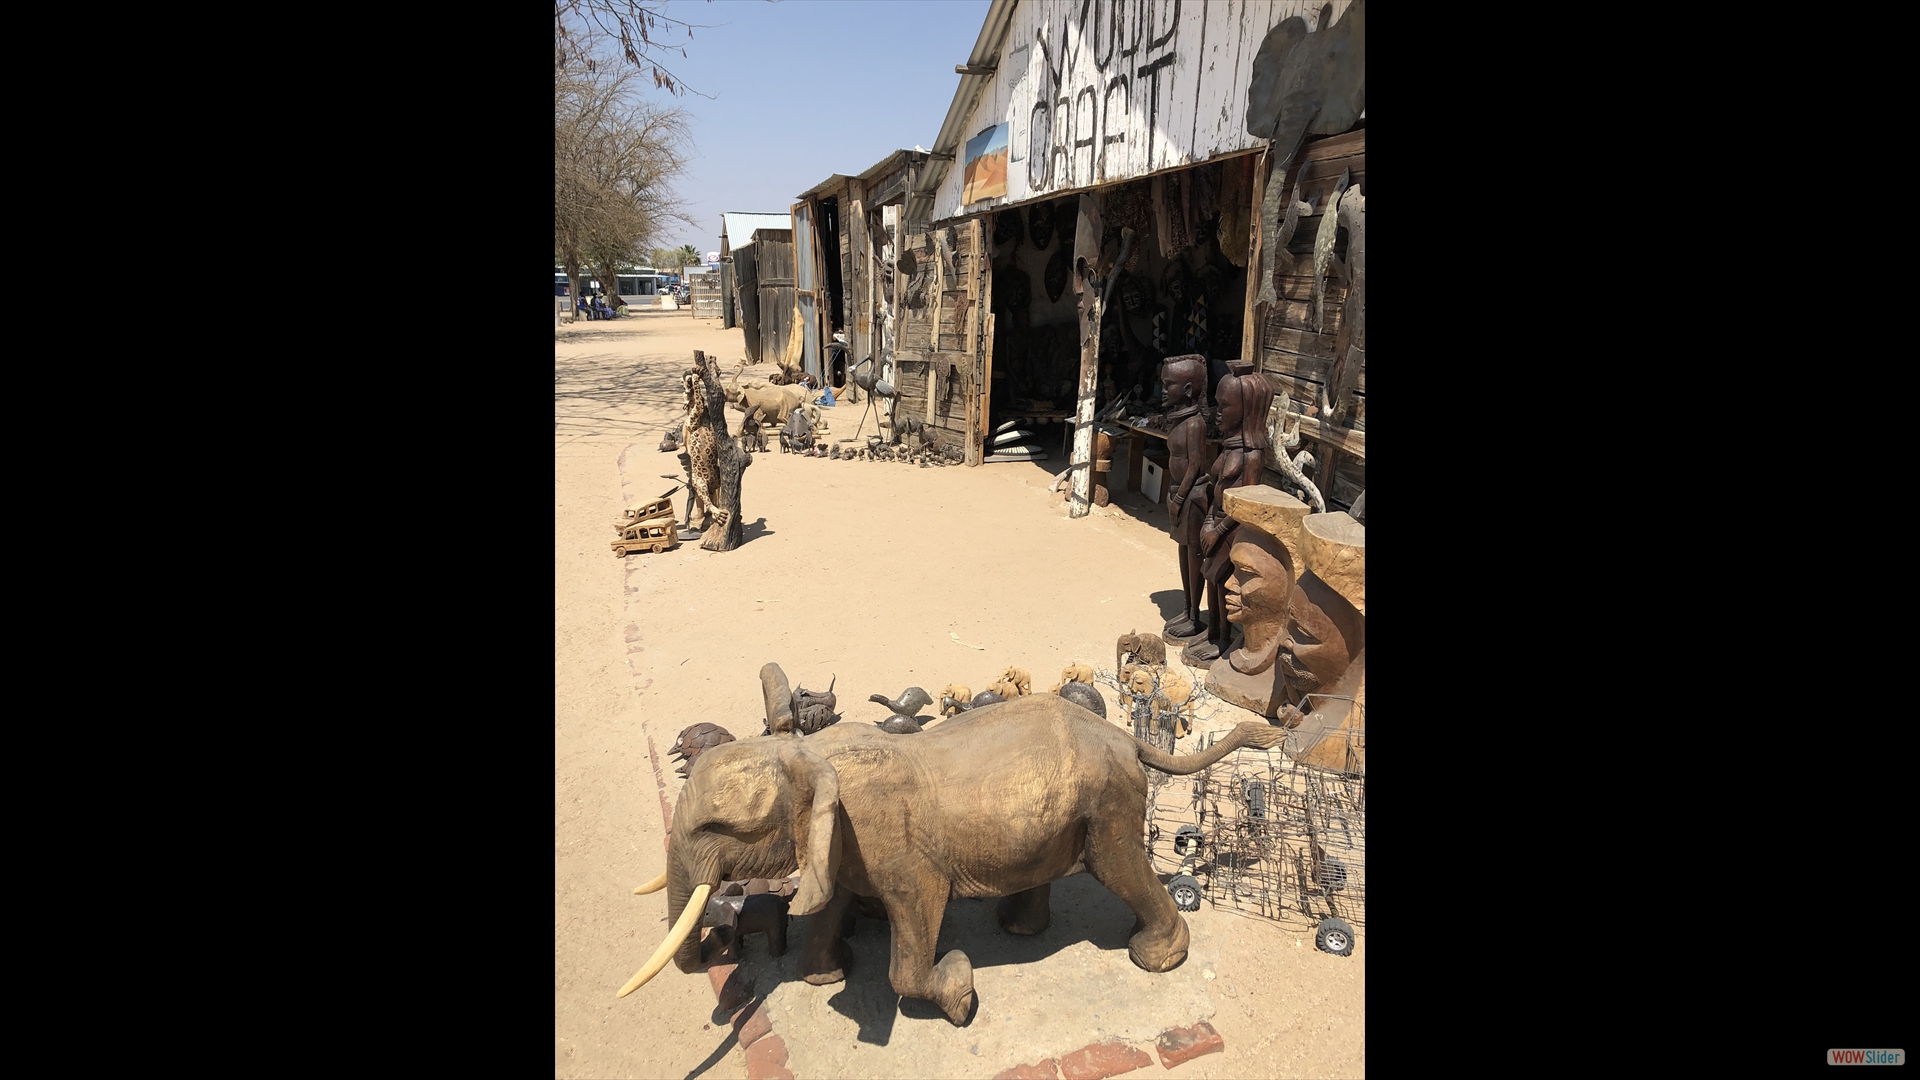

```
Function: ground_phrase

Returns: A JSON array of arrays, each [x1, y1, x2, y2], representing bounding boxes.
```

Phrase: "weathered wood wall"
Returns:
[[1257, 127, 1364, 511], [895, 219, 986, 450], [933, 0, 1357, 221], [733, 243, 762, 362], [753, 230, 797, 371]]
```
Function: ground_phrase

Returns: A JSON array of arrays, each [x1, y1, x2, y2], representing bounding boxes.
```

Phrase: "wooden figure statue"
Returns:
[[1160, 355, 1211, 641]]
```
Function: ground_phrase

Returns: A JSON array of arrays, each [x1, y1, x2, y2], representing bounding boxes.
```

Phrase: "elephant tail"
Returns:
[[1134, 720, 1285, 775]]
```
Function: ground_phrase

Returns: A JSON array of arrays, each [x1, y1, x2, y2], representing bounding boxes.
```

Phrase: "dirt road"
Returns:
[[555, 310, 1364, 1079]]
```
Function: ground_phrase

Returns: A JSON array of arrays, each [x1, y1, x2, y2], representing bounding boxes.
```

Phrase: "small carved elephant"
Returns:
[[1116, 631, 1167, 680], [938, 684, 972, 716], [1051, 662, 1096, 693], [987, 667, 1032, 699]]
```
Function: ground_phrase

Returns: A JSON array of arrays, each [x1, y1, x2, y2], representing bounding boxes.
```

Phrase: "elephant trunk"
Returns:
[[665, 857, 711, 975]]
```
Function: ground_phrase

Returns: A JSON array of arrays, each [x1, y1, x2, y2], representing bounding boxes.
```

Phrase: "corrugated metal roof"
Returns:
[[797, 175, 852, 201], [721, 213, 793, 247]]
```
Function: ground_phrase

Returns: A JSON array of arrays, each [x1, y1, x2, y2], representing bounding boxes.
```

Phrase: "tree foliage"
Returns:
[[555, 38, 694, 307]]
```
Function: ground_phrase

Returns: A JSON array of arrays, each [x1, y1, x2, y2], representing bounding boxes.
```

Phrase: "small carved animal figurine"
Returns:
[[780, 409, 814, 453], [970, 690, 1006, 708], [658, 429, 681, 453], [869, 687, 934, 717], [875, 714, 924, 734], [670, 722, 737, 778], [737, 408, 767, 453], [1051, 663, 1096, 693], [1057, 681, 1108, 719], [790, 677, 839, 735], [1115, 631, 1167, 681], [938, 684, 973, 716], [704, 890, 791, 957], [987, 667, 1032, 699], [1125, 667, 1194, 739]]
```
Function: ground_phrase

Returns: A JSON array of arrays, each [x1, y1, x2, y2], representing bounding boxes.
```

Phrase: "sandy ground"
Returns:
[[556, 309, 1364, 1079]]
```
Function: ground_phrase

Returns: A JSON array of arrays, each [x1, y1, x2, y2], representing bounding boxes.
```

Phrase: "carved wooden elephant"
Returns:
[[622, 663, 1287, 1024], [1116, 630, 1167, 679]]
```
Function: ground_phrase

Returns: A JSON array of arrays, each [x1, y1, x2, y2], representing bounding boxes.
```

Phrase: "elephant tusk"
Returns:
[[617, 883, 709, 998], [632, 870, 669, 895]]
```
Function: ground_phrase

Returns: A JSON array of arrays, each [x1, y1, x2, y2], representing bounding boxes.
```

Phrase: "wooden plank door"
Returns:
[[792, 201, 820, 381]]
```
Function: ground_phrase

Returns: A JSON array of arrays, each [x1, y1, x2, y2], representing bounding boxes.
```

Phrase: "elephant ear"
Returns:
[[780, 742, 841, 917]]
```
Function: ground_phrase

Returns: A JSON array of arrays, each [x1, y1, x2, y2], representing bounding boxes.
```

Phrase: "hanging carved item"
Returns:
[[1101, 180, 1152, 273], [1257, 156, 1316, 307], [1217, 155, 1253, 268], [1311, 168, 1350, 334], [1028, 200, 1055, 251], [993, 263, 1032, 314], [993, 208, 1025, 249], [1044, 245, 1071, 304], [1055, 197, 1078, 249], [1244, 0, 1367, 169], [1321, 185, 1365, 422]]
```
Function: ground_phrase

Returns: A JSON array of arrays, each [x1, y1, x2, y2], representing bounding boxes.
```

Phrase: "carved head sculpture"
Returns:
[[683, 372, 707, 419], [1160, 261, 1192, 308], [1222, 526, 1296, 676], [1276, 572, 1365, 707], [1214, 368, 1276, 450], [1160, 354, 1209, 412], [1119, 271, 1153, 313]]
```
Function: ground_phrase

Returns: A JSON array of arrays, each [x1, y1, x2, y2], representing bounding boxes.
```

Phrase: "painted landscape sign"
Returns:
[[962, 123, 1010, 205]]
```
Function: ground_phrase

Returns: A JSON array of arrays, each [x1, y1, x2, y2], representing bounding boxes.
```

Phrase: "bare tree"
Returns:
[[554, 0, 719, 97], [556, 49, 695, 315]]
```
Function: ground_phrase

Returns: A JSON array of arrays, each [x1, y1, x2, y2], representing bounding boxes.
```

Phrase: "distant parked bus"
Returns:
[[555, 266, 674, 305]]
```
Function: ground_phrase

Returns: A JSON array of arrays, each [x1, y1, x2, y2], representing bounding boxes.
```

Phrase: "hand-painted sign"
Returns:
[[934, 0, 1355, 223]]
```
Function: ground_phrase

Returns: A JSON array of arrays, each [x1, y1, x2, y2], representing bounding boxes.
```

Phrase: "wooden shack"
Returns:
[[902, 0, 1364, 509], [719, 212, 797, 364], [782, 150, 992, 459]]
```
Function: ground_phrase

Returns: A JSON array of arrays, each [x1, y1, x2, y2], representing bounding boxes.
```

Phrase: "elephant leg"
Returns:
[[884, 881, 975, 1025], [1083, 810, 1191, 973], [800, 885, 854, 986], [996, 883, 1051, 936], [768, 909, 789, 957]]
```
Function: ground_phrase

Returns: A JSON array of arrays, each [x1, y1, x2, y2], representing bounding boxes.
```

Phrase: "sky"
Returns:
[[619, 0, 993, 259]]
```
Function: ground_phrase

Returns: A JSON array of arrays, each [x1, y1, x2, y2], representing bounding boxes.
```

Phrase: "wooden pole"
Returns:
[[1070, 291, 1099, 518]]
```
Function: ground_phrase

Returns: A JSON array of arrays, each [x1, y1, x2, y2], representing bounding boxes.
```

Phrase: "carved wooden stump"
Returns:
[[692, 350, 752, 552], [1092, 427, 1114, 507]]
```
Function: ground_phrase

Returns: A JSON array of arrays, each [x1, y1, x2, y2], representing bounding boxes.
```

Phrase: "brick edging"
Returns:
[[994, 1021, 1225, 1079]]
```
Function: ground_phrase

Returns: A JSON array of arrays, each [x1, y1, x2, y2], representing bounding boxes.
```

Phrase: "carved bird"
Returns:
[[670, 722, 736, 777], [868, 687, 934, 716], [874, 714, 924, 734]]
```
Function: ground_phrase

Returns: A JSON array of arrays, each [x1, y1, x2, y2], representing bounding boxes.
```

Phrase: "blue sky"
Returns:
[[633, 0, 992, 257]]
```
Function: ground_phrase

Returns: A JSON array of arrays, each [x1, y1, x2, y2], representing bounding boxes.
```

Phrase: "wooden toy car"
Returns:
[[613, 486, 682, 556], [620, 487, 679, 525], [613, 520, 678, 556]]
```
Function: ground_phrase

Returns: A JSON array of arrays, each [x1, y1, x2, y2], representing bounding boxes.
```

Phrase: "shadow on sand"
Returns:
[[732, 874, 1145, 1046]]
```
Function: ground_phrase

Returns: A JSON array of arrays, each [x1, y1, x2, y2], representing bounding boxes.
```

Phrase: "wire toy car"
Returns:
[[1138, 691, 1366, 956]]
